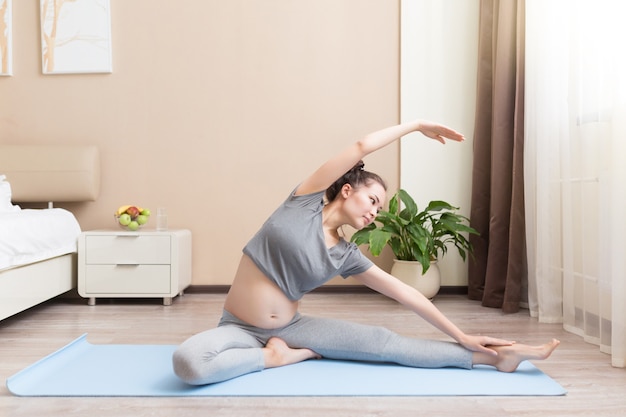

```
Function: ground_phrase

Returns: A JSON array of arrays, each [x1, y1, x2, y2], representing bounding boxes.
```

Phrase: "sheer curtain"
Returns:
[[525, 0, 626, 367]]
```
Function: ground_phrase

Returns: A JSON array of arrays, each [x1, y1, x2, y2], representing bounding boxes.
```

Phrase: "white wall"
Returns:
[[400, 0, 479, 286]]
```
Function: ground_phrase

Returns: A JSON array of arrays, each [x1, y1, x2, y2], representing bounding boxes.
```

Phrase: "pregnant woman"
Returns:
[[173, 119, 559, 385]]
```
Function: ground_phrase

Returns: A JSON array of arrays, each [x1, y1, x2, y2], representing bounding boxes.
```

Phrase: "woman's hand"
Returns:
[[458, 334, 516, 356], [417, 120, 465, 144]]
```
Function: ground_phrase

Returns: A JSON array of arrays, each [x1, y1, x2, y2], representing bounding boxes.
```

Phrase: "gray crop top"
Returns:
[[242, 189, 374, 301]]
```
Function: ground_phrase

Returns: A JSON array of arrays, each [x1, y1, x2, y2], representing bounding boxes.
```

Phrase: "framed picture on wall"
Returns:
[[40, 0, 112, 74], [0, 0, 12, 76]]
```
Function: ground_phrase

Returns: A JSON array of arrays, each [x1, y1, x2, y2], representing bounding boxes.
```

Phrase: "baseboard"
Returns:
[[185, 285, 230, 294], [186, 285, 469, 295], [184, 285, 378, 294], [438, 286, 469, 295]]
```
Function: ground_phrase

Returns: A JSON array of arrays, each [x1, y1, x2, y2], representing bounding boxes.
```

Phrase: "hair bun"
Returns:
[[352, 160, 365, 172], [325, 159, 386, 202]]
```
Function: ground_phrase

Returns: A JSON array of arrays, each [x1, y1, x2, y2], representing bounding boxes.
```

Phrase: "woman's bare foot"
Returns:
[[474, 339, 560, 372], [263, 337, 321, 369]]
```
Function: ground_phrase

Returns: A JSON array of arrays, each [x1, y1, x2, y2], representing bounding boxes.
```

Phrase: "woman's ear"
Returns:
[[341, 183, 353, 199]]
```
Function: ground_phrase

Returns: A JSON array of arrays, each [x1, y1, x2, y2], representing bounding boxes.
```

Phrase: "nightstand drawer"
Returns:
[[84, 265, 171, 293], [84, 235, 171, 265]]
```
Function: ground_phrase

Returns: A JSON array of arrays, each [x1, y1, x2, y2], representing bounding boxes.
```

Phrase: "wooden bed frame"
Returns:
[[0, 145, 100, 321]]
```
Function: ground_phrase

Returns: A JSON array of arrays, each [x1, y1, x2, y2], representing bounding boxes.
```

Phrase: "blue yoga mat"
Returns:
[[7, 334, 566, 397]]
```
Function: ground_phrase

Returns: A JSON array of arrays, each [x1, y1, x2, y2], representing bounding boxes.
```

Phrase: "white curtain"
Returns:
[[525, 0, 626, 367]]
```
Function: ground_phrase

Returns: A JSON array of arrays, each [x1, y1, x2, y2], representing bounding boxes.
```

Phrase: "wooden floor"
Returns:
[[1, 292, 625, 417]]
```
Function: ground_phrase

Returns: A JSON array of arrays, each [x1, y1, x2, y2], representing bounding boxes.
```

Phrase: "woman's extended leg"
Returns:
[[274, 315, 559, 372], [276, 315, 473, 369]]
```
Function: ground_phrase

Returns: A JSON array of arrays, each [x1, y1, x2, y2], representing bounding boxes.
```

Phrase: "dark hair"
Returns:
[[325, 160, 387, 202]]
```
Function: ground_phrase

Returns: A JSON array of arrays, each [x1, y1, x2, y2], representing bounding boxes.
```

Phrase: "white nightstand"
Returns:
[[78, 229, 192, 306]]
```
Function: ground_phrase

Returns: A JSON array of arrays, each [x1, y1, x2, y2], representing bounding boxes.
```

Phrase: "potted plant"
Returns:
[[351, 189, 478, 298]]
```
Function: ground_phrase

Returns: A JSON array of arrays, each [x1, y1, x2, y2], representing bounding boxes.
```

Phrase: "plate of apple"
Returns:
[[114, 205, 151, 231]]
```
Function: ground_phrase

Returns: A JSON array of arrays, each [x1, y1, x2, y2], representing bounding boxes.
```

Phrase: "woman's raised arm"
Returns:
[[295, 120, 464, 196]]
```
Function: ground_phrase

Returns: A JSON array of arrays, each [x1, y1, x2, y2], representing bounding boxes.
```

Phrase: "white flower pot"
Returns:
[[390, 259, 441, 299]]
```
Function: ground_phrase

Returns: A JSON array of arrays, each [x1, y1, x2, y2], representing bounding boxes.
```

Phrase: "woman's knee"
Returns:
[[171, 326, 263, 385], [172, 345, 207, 385], [171, 332, 223, 385]]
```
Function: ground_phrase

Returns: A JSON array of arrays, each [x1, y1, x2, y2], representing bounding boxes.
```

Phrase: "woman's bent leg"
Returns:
[[172, 326, 265, 385], [278, 315, 473, 369]]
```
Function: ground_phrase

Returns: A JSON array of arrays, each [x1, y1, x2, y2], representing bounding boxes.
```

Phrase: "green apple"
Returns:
[[136, 214, 148, 225], [118, 213, 132, 226], [140, 208, 151, 217], [127, 220, 139, 231]]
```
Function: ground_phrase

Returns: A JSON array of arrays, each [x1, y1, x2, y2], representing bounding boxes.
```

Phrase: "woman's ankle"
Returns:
[[263, 337, 320, 368], [472, 339, 560, 372]]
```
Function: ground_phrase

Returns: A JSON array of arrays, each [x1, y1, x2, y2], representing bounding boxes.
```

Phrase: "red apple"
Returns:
[[126, 206, 140, 219]]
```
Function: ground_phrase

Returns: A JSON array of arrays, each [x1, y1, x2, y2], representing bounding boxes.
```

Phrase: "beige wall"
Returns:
[[0, 1, 400, 285]]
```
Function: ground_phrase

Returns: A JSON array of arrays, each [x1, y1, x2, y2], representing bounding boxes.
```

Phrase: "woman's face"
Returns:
[[342, 181, 386, 230]]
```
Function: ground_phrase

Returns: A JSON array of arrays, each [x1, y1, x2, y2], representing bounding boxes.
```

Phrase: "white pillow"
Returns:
[[0, 175, 21, 213]]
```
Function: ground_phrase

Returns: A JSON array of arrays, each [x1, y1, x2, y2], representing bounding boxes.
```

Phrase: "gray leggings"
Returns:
[[172, 310, 473, 385]]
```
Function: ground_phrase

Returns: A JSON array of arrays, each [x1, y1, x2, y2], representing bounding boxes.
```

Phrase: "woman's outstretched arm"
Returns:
[[353, 265, 514, 356], [295, 120, 464, 196]]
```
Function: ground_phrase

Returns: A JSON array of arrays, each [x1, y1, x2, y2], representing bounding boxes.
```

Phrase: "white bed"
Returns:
[[0, 145, 100, 321]]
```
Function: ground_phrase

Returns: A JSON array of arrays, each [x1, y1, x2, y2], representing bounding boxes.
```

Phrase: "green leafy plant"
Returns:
[[351, 189, 479, 274]]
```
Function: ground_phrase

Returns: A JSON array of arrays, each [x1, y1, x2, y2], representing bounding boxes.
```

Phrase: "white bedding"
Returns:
[[0, 209, 81, 271]]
